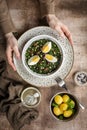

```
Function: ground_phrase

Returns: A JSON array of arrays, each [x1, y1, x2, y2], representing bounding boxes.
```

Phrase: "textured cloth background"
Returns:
[[0, 60, 39, 130]]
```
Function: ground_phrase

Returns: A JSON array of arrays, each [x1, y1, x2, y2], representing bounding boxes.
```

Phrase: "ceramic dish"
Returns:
[[22, 34, 63, 77], [21, 87, 41, 108], [50, 92, 79, 121], [13, 26, 74, 87], [74, 71, 87, 86]]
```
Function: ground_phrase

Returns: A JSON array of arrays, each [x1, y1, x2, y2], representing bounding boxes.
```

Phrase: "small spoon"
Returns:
[[23, 93, 39, 105], [34, 92, 40, 98]]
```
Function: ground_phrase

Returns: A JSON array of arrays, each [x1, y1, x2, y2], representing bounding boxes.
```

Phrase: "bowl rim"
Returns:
[[22, 34, 63, 78], [21, 87, 41, 108], [50, 92, 80, 121]]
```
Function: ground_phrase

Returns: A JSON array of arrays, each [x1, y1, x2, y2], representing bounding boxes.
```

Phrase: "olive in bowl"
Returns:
[[22, 35, 62, 77], [50, 92, 79, 121]]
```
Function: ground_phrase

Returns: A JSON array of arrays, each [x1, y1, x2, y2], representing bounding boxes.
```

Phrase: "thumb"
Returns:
[[14, 46, 20, 59]]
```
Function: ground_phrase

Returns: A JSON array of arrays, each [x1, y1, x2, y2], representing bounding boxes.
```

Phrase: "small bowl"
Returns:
[[50, 92, 79, 121], [21, 87, 41, 108], [74, 71, 87, 86], [22, 34, 63, 78]]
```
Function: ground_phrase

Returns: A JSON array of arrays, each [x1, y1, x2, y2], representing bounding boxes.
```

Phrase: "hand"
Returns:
[[5, 32, 20, 71], [46, 14, 73, 44]]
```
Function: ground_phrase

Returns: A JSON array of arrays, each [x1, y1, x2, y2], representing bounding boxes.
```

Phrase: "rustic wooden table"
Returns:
[[0, 0, 87, 130]]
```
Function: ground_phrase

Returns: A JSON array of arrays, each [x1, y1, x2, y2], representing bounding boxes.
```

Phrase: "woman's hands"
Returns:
[[5, 15, 73, 71], [46, 14, 73, 44], [5, 32, 20, 71]]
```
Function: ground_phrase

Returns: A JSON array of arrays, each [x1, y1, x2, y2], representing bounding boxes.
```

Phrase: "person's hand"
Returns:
[[46, 14, 73, 44], [5, 32, 20, 71]]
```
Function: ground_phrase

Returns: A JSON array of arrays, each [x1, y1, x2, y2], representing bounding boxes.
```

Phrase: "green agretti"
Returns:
[[25, 39, 62, 74]]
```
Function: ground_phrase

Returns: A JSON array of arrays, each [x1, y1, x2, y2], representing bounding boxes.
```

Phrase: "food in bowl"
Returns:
[[21, 87, 41, 108], [50, 92, 79, 121], [25, 38, 62, 74], [74, 71, 87, 86]]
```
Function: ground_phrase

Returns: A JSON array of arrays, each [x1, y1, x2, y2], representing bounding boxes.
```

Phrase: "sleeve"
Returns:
[[39, 0, 55, 18], [0, 0, 16, 34]]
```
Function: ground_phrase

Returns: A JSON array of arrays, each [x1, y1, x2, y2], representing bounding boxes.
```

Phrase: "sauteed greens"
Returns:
[[25, 39, 62, 74]]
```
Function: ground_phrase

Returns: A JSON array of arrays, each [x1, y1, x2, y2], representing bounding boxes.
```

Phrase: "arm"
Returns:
[[0, 0, 15, 34], [39, 0, 55, 18], [39, 0, 73, 44], [0, 0, 20, 71]]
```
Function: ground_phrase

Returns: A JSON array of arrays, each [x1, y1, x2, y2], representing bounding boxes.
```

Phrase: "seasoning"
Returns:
[[74, 71, 87, 86]]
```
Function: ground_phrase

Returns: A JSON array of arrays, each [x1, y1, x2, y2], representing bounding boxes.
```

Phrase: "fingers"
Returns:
[[5, 34, 20, 71], [13, 46, 20, 59], [6, 47, 16, 71], [46, 14, 73, 45], [61, 26, 73, 45], [54, 26, 65, 38], [55, 25, 73, 45]]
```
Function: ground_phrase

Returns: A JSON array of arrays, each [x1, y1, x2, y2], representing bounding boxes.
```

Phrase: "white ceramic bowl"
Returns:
[[50, 92, 79, 121], [22, 34, 63, 78], [74, 71, 87, 86], [21, 87, 41, 108]]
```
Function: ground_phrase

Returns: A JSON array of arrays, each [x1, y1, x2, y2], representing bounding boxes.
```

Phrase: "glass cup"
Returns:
[[21, 87, 41, 108]]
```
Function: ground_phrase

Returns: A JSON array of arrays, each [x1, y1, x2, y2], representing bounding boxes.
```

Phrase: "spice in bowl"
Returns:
[[74, 71, 87, 86], [21, 87, 41, 108]]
